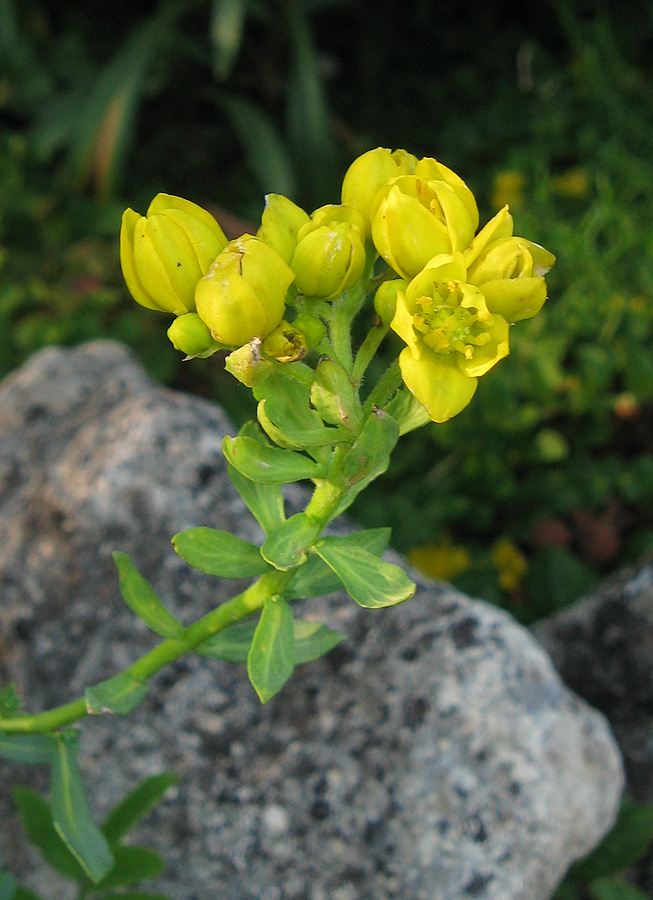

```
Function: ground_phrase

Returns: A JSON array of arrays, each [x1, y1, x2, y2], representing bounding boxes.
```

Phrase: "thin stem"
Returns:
[[351, 320, 389, 387], [0, 571, 289, 735], [363, 359, 402, 415]]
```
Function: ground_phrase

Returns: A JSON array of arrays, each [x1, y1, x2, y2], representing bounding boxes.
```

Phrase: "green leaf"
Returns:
[[285, 527, 391, 599], [172, 527, 271, 578], [84, 672, 149, 716], [222, 435, 323, 483], [588, 879, 651, 900], [227, 463, 285, 535], [315, 536, 415, 608], [261, 513, 320, 570], [0, 871, 17, 900], [385, 388, 431, 435], [218, 94, 296, 197], [12, 888, 43, 900], [12, 787, 87, 882], [102, 773, 178, 844], [0, 682, 20, 717], [210, 0, 246, 80], [93, 846, 166, 890], [292, 619, 345, 665], [0, 733, 53, 765], [198, 617, 344, 666], [568, 800, 653, 882], [247, 597, 295, 703], [310, 359, 363, 433], [50, 736, 114, 884], [112, 552, 185, 640], [254, 372, 345, 449]]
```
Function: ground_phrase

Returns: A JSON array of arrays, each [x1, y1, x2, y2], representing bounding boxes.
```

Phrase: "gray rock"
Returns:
[[533, 563, 653, 802], [0, 341, 624, 900]]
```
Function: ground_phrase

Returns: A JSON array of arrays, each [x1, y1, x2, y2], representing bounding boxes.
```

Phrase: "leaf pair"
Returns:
[[12, 768, 176, 893]]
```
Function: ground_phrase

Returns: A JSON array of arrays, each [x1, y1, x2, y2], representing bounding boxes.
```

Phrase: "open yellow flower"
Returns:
[[371, 173, 478, 280], [390, 254, 509, 422]]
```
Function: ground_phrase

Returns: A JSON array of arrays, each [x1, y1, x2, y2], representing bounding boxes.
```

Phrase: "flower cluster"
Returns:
[[120, 147, 554, 424]]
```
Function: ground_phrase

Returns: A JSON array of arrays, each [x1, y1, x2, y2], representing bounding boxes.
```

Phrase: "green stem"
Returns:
[[363, 359, 402, 415], [0, 570, 289, 735], [351, 320, 389, 387]]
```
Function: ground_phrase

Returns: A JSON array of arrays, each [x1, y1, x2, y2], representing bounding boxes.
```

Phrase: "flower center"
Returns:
[[412, 281, 491, 359]]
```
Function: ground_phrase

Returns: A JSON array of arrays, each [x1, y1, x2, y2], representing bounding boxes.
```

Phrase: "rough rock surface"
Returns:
[[0, 342, 624, 900], [534, 563, 653, 802]]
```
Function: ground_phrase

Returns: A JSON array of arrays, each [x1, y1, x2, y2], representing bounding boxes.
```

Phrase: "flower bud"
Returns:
[[371, 175, 478, 279], [225, 339, 274, 387], [341, 147, 417, 237], [467, 236, 556, 322], [257, 194, 310, 264], [373, 278, 408, 325], [120, 193, 228, 315], [167, 313, 222, 357], [291, 206, 367, 299], [291, 313, 327, 348], [463, 205, 514, 269], [195, 235, 294, 346], [261, 321, 309, 363]]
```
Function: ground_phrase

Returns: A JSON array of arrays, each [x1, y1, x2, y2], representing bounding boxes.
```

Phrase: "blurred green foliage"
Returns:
[[1, 0, 653, 622]]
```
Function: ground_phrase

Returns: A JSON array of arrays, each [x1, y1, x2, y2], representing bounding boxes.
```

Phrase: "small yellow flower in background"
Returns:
[[551, 168, 590, 198], [120, 193, 227, 315], [491, 171, 526, 211], [390, 253, 509, 422], [341, 147, 417, 237], [371, 173, 478, 280], [195, 235, 294, 346], [408, 539, 472, 581], [491, 539, 528, 593], [291, 204, 367, 299]]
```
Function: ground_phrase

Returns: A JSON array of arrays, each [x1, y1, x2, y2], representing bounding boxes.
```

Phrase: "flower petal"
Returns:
[[398, 346, 478, 423]]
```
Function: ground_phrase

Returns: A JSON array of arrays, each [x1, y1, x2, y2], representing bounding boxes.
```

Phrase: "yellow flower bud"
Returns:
[[341, 147, 417, 237], [195, 235, 294, 346], [261, 321, 309, 363], [371, 175, 478, 279], [390, 254, 510, 422], [467, 236, 556, 322], [414, 157, 479, 232], [120, 193, 228, 315], [291, 313, 327, 348], [257, 194, 310, 264], [224, 339, 274, 387], [463, 205, 514, 269], [167, 312, 222, 357], [291, 205, 367, 299], [373, 278, 408, 325]]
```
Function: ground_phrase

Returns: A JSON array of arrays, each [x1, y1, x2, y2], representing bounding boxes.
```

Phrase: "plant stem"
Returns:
[[0, 570, 289, 735], [351, 320, 389, 387], [363, 359, 402, 414]]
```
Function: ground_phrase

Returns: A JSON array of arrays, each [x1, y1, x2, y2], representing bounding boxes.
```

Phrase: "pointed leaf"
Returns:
[[12, 787, 87, 882], [227, 464, 285, 534], [247, 597, 295, 703], [50, 736, 114, 883], [285, 527, 391, 599], [385, 388, 431, 435], [254, 372, 345, 449], [310, 359, 363, 432], [292, 620, 345, 664], [0, 733, 53, 765], [261, 513, 320, 570], [172, 528, 271, 578], [102, 773, 178, 844], [112, 552, 184, 639], [85, 672, 149, 716], [223, 435, 322, 483], [257, 400, 347, 449], [93, 846, 166, 890], [210, 0, 247, 80], [197, 617, 343, 666], [315, 537, 415, 608]]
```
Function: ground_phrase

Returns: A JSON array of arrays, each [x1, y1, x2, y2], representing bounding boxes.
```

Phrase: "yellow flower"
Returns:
[[465, 207, 555, 322], [371, 172, 479, 280], [195, 235, 294, 346], [291, 204, 367, 299], [256, 194, 310, 264], [408, 539, 472, 581], [390, 254, 509, 422], [491, 539, 528, 593], [120, 193, 227, 315], [341, 147, 417, 237]]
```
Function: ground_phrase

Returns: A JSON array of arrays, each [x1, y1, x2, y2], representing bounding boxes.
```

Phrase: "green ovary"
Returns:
[[412, 290, 491, 361]]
